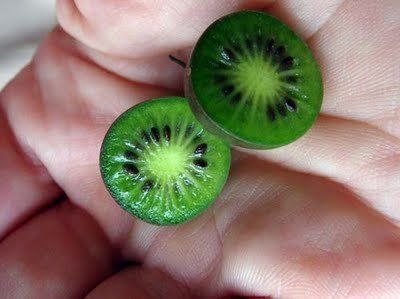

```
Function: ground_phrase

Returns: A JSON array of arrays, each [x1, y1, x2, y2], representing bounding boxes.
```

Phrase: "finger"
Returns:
[[0, 201, 115, 298], [79, 44, 187, 90], [85, 267, 190, 299], [213, 155, 400, 298], [56, 0, 254, 58], [56, 0, 343, 87], [0, 75, 60, 240], [57, 0, 343, 58], [247, 115, 400, 222], [268, 0, 344, 38], [310, 0, 400, 138]]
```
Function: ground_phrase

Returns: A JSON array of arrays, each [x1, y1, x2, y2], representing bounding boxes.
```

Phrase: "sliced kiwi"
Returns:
[[100, 97, 231, 226], [186, 11, 323, 149]]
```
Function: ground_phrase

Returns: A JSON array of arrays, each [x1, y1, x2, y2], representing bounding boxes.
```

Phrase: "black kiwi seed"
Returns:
[[142, 180, 154, 192], [280, 56, 294, 71], [142, 131, 151, 143], [274, 46, 286, 57], [123, 163, 139, 175], [124, 150, 138, 160], [245, 38, 254, 50], [231, 93, 242, 105], [194, 159, 208, 168], [194, 143, 207, 155], [276, 102, 287, 117], [267, 105, 276, 121], [273, 46, 286, 63], [265, 38, 275, 54], [222, 85, 234, 96], [151, 127, 160, 142], [256, 35, 263, 50], [163, 125, 171, 141], [284, 75, 298, 83], [284, 97, 297, 112], [222, 48, 235, 61]]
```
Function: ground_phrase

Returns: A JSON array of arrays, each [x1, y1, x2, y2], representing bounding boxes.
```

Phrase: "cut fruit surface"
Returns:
[[100, 97, 231, 225], [186, 11, 323, 149]]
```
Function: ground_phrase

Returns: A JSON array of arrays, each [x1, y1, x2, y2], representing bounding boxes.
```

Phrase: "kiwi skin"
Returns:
[[184, 11, 324, 149]]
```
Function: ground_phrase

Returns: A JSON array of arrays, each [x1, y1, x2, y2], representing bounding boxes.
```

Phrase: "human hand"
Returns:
[[0, 0, 399, 298]]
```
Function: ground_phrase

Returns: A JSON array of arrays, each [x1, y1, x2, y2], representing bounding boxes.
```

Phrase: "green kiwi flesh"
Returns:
[[186, 11, 323, 149], [100, 97, 231, 225]]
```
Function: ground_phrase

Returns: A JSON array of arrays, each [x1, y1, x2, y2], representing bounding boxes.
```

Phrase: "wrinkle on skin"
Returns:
[[0, 0, 398, 297]]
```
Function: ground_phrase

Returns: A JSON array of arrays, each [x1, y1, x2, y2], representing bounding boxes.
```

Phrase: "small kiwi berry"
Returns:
[[100, 97, 231, 226], [185, 11, 323, 149]]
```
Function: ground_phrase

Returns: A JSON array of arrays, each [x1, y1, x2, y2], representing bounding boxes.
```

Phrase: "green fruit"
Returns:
[[100, 97, 231, 225], [186, 11, 323, 149]]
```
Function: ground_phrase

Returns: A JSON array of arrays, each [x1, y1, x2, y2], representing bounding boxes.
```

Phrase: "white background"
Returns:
[[0, 0, 55, 89]]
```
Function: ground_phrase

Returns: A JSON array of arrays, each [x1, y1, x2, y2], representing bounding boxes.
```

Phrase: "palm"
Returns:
[[0, 0, 399, 298]]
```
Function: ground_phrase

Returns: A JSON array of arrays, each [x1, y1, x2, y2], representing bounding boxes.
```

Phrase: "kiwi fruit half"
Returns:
[[100, 97, 231, 225], [186, 11, 323, 149]]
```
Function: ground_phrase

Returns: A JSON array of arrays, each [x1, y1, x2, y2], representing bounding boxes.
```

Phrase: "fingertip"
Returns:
[[56, 0, 151, 57], [56, 0, 85, 41]]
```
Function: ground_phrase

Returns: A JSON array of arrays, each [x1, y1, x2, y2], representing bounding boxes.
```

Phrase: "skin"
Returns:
[[0, 0, 399, 298]]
